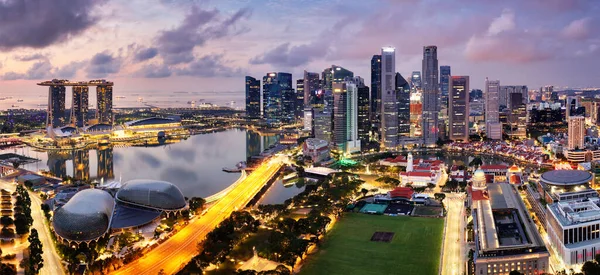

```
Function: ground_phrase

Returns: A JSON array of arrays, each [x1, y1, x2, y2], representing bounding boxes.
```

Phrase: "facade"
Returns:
[[357, 84, 370, 146], [333, 83, 348, 151], [439, 66, 451, 139], [500, 85, 528, 109], [71, 85, 89, 127], [302, 138, 330, 163], [96, 84, 113, 125], [115, 179, 187, 211], [303, 108, 314, 134], [47, 84, 67, 128], [313, 108, 332, 143], [422, 46, 439, 145], [449, 76, 469, 141], [295, 79, 304, 120], [485, 78, 501, 140], [568, 116, 585, 150], [381, 47, 398, 150], [371, 55, 382, 131], [396, 73, 411, 137], [245, 76, 261, 119], [410, 90, 422, 137], [262, 72, 293, 127], [411, 71, 421, 88]]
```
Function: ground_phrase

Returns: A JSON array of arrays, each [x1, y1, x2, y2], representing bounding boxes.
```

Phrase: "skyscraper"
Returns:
[[303, 71, 320, 106], [500, 85, 528, 109], [245, 76, 261, 119], [333, 83, 348, 151], [357, 83, 370, 146], [263, 72, 293, 127], [314, 108, 332, 143], [47, 84, 66, 128], [96, 83, 113, 125], [449, 76, 469, 141], [485, 78, 502, 140], [380, 47, 397, 150], [296, 79, 304, 120], [439, 66, 451, 139], [71, 85, 89, 127], [396, 73, 411, 137], [568, 116, 585, 150], [371, 55, 382, 129], [411, 71, 421, 89], [321, 65, 353, 108], [422, 45, 439, 145]]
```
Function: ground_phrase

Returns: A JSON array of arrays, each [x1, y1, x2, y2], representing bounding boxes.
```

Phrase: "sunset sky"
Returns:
[[0, 0, 599, 94]]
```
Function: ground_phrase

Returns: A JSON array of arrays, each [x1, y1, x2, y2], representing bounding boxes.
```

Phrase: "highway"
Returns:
[[441, 193, 466, 275], [111, 157, 283, 275], [29, 190, 65, 275]]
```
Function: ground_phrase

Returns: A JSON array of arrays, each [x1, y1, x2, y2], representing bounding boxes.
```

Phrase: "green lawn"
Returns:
[[299, 213, 444, 275]]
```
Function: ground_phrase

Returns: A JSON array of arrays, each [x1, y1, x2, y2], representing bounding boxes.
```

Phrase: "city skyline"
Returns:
[[0, 0, 599, 96]]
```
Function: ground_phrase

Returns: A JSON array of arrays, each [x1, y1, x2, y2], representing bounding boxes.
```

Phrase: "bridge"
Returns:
[[204, 170, 247, 203], [110, 156, 284, 275]]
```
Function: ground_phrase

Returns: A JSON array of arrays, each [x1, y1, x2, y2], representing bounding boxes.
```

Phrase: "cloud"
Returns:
[[176, 54, 242, 77], [0, 0, 105, 50], [133, 47, 159, 62], [136, 64, 172, 78], [2, 60, 53, 80], [487, 9, 516, 36], [464, 9, 551, 63], [86, 51, 122, 78], [55, 61, 85, 78], [561, 17, 592, 40], [156, 6, 251, 65], [14, 53, 47, 62]]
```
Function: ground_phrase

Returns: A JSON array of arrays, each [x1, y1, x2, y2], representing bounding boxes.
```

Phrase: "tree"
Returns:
[[509, 271, 523, 275], [434, 193, 446, 202], [188, 197, 206, 214], [469, 157, 483, 167], [14, 214, 29, 235], [582, 260, 600, 275], [27, 229, 43, 274], [0, 216, 14, 226], [360, 188, 368, 197]]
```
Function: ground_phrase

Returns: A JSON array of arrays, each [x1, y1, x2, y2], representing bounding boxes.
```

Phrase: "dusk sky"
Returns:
[[0, 0, 599, 94]]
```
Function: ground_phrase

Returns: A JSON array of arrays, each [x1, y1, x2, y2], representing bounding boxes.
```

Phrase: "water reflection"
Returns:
[[245, 130, 280, 161], [97, 146, 114, 180]]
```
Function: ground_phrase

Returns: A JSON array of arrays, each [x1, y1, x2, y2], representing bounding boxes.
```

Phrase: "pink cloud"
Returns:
[[561, 17, 592, 40]]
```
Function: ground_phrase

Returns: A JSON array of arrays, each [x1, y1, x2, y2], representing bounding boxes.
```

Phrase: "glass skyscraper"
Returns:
[[71, 85, 89, 127], [96, 84, 113, 125], [449, 76, 469, 141], [422, 45, 439, 145], [245, 76, 261, 119], [47, 84, 66, 128], [262, 72, 293, 127], [381, 47, 397, 149], [396, 73, 411, 137]]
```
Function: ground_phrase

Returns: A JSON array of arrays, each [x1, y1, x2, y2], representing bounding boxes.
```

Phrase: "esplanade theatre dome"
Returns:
[[116, 179, 186, 211], [52, 189, 114, 242]]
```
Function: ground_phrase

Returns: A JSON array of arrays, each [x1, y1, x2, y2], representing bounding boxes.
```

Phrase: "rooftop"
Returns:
[[548, 199, 600, 227], [540, 170, 593, 186]]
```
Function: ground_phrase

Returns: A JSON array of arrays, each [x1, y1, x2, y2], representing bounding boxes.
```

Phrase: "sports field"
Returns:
[[299, 213, 444, 275]]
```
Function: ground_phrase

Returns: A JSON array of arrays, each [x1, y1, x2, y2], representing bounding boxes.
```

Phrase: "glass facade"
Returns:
[[52, 189, 114, 242], [245, 76, 261, 119], [71, 85, 89, 127], [96, 85, 113, 125], [262, 72, 293, 127], [116, 179, 186, 210], [48, 85, 66, 128]]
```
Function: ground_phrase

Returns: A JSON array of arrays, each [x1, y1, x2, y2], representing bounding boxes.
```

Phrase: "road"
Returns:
[[111, 157, 283, 275], [441, 193, 466, 275], [29, 191, 65, 275]]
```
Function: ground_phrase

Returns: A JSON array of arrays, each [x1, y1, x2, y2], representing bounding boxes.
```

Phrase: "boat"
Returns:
[[116, 96, 126, 99], [222, 161, 247, 173], [17, 99, 23, 102]]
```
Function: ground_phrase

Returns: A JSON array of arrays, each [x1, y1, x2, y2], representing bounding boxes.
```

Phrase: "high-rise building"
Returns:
[[263, 72, 293, 127], [296, 79, 304, 120], [410, 71, 421, 89], [321, 65, 353, 108], [371, 55, 382, 130], [246, 130, 261, 161], [500, 85, 528, 109], [303, 71, 321, 106], [542, 85, 554, 102], [96, 84, 113, 125], [313, 108, 332, 143], [396, 73, 411, 137], [485, 78, 502, 139], [422, 46, 439, 145], [357, 83, 370, 146], [566, 96, 581, 118], [439, 66, 451, 139], [380, 47, 397, 150], [245, 76, 261, 119], [46, 84, 66, 128], [303, 108, 314, 134], [568, 116, 585, 150], [449, 76, 469, 141], [71, 85, 89, 127], [410, 90, 423, 137], [333, 83, 348, 151]]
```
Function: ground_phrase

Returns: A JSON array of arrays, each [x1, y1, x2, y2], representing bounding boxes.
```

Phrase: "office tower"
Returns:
[[303, 71, 321, 106], [96, 84, 113, 125], [303, 108, 314, 134], [411, 71, 421, 89], [332, 65, 354, 84], [47, 84, 66, 128], [371, 55, 382, 129], [313, 108, 332, 143], [396, 73, 411, 137], [422, 45, 439, 145], [97, 147, 114, 180], [485, 78, 502, 140], [333, 83, 348, 151], [245, 76, 261, 119], [357, 83, 370, 146], [510, 93, 523, 111], [500, 85, 529, 108], [321, 65, 353, 109], [449, 76, 469, 141], [380, 47, 398, 149], [542, 85, 554, 101], [71, 85, 89, 127], [321, 67, 333, 91], [566, 96, 580, 118], [439, 66, 451, 139], [568, 116, 585, 150], [410, 90, 423, 137], [263, 72, 293, 127], [295, 79, 304, 120]]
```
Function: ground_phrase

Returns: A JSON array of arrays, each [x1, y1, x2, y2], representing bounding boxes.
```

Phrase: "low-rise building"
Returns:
[[302, 138, 330, 163], [471, 182, 550, 275]]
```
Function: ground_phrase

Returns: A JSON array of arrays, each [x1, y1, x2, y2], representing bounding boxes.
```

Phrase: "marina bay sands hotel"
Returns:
[[37, 79, 113, 129]]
